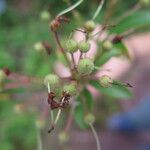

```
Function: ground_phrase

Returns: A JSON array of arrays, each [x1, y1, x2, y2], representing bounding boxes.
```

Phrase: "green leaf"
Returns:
[[89, 80, 133, 99], [95, 48, 121, 67], [81, 88, 94, 111], [111, 11, 150, 34], [74, 99, 88, 129]]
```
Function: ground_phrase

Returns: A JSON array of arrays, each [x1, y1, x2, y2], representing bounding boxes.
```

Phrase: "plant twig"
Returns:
[[89, 123, 101, 150], [71, 53, 76, 69], [64, 105, 75, 132], [53, 31, 71, 68], [36, 129, 42, 150], [92, 0, 105, 21], [57, 0, 84, 17]]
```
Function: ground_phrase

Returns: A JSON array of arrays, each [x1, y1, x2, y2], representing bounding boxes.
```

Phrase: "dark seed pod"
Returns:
[[50, 19, 61, 32], [112, 35, 123, 44]]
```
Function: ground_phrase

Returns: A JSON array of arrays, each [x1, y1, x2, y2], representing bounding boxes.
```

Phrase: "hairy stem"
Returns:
[[37, 129, 42, 150], [71, 53, 76, 69], [64, 105, 75, 132], [53, 31, 71, 68], [89, 123, 101, 150], [92, 0, 105, 21]]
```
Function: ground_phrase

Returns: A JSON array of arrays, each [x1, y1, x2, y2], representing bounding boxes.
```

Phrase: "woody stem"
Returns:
[[53, 31, 71, 69]]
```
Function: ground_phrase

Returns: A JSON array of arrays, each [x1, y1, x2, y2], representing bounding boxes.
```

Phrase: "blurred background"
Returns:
[[0, 0, 150, 150]]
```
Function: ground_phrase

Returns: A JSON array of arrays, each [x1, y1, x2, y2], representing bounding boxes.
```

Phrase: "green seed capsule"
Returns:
[[58, 131, 69, 143], [78, 41, 91, 53], [84, 20, 96, 32], [44, 74, 59, 89], [63, 84, 77, 96], [102, 41, 113, 51], [84, 113, 95, 124], [65, 39, 78, 53], [40, 10, 51, 21], [99, 75, 113, 87], [77, 58, 94, 75], [139, 0, 150, 6], [34, 42, 44, 52]]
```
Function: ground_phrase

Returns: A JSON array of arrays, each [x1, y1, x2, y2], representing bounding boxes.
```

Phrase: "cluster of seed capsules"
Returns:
[[43, 16, 116, 112]]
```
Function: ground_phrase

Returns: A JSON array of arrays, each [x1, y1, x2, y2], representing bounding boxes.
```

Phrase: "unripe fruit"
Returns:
[[77, 58, 94, 75], [50, 19, 61, 32], [34, 42, 44, 52], [63, 84, 77, 96], [84, 113, 95, 124], [44, 74, 59, 89], [35, 119, 45, 129], [0, 70, 6, 83], [99, 75, 113, 88], [40, 10, 51, 21], [58, 131, 69, 143], [13, 104, 24, 114], [139, 0, 150, 6], [65, 39, 78, 53], [102, 41, 113, 51], [78, 41, 91, 53], [84, 20, 96, 32]]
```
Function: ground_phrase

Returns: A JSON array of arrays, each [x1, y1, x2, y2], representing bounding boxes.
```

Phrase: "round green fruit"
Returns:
[[99, 75, 113, 87], [78, 41, 91, 53], [84, 20, 96, 32], [84, 113, 95, 124], [102, 41, 113, 51], [44, 74, 59, 88], [34, 42, 44, 52], [139, 0, 150, 6], [63, 84, 77, 96], [40, 10, 51, 21], [65, 39, 78, 53], [77, 58, 94, 75], [58, 131, 69, 143]]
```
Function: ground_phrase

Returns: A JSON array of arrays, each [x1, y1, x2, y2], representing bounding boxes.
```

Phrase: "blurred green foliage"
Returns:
[[0, 100, 37, 150]]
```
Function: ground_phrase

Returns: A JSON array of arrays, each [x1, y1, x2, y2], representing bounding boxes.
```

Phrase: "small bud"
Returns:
[[84, 113, 95, 124], [44, 74, 59, 89], [58, 131, 69, 143], [35, 119, 45, 129], [40, 10, 51, 21], [102, 41, 113, 51], [139, 0, 150, 6], [34, 42, 44, 52], [83, 20, 96, 32], [99, 75, 113, 87], [50, 19, 61, 32], [14, 104, 24, 114], [63, 84, 77, 96], [65, 39, 78, 53], [0, 69, 6, 83], [78, 41, 91, 53], [77, 58, 94, 75]]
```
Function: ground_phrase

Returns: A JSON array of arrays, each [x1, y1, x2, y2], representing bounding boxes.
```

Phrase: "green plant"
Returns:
[[1, 0, 150, 150]]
